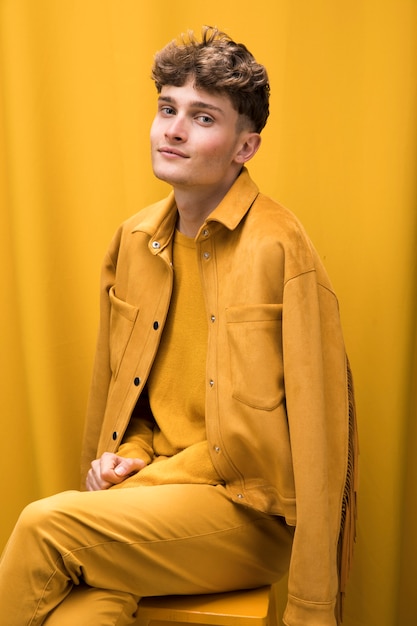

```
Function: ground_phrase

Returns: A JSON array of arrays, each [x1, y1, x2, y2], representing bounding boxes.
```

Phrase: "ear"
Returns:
[[235, 132, 262, 164]]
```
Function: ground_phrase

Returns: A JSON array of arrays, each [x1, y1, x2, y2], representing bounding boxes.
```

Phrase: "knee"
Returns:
[[16, 491, 80, 536], [17, 499, 45, 531]]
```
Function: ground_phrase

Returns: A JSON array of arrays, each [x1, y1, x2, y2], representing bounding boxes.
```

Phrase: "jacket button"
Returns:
[[152, 241, 161, 249], [202, 228, 209, 237], [203, 251, 210, 260], [210, 315, 216, 323], [134, 377, 140, 386], [214, 445, 221, 453], [237, 493, 244, 499], [209, 379, 214, 387], [153, 321, 159, 330], [112, 431, 118, 440]]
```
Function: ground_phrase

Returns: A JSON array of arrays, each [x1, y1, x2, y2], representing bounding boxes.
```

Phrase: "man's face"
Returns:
[[150, 81, 251, 194]]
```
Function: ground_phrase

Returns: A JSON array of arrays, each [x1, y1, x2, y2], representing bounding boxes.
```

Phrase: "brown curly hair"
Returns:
[[151, 26, 270, 133]]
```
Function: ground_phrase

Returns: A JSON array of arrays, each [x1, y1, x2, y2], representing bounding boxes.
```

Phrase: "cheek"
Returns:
[[150, 118, 161, 144], [201, 137, 233, 162], [209, 131, 239, 158]]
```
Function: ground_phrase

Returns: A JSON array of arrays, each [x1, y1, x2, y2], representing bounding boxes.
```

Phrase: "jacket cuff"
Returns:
[[283, 595, 337, 626]]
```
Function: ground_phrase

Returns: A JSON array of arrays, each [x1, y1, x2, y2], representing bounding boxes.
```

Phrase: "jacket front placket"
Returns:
[[196, 222, 232, 484], [98, 232, 175, 457]]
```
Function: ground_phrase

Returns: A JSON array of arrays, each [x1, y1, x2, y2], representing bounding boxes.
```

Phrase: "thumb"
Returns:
[[114, 457, 146, 477]]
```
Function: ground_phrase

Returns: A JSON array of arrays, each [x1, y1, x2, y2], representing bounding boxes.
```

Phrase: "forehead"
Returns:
[[158, 82, 236, 116]]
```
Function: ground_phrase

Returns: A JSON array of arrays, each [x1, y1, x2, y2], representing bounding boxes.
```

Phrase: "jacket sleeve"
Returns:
[[282, 256, 357, 626], [80, 228, 156, 487], [80, 245, 116, 489]]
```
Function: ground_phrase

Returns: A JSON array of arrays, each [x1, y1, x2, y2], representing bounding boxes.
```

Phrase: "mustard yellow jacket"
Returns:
[[81, 168, 357, 626]]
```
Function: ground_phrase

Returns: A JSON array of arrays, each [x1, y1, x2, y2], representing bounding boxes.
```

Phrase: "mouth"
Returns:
[[158, 147, 189, 158]]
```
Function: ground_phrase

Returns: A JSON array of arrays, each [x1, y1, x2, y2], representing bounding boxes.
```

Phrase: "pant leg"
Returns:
[[42, 584, 139, 626], [0, 484, 293, 626]]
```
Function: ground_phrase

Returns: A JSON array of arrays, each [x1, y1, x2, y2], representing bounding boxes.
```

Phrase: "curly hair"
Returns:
[[151, 26, 270, 133]]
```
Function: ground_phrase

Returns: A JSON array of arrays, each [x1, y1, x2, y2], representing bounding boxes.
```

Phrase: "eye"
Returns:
[[160, 106, 176, 116], [196, 114, 214, 125]]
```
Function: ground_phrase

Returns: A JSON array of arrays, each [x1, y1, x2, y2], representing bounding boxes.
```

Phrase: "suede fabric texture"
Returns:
[[81, 168, 352, 626], [0, 485, 293, 625]]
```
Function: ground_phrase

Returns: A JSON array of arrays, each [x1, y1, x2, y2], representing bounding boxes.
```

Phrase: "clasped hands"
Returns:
[[86, 452, 146, 491]]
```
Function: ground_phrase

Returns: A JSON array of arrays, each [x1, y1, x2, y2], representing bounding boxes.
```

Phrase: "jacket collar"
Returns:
[[205, 167, 259, 230], [131, 167, 259, 254]]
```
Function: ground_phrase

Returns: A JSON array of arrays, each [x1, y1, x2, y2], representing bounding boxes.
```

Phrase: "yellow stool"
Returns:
[[135, 585, 279, 626]]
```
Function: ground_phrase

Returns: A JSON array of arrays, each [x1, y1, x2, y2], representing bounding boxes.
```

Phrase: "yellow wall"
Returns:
[[1, 1, 416, 624]]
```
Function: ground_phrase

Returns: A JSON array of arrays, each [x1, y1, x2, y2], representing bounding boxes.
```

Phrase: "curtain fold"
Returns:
[[1, 2, 416, 624]]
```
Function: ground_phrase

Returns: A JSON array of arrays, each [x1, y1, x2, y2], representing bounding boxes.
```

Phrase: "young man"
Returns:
[[0, 27, 357, 626]]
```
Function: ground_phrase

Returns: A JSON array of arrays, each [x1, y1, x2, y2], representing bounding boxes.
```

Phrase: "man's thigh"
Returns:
[[38, 483, 293, 595]]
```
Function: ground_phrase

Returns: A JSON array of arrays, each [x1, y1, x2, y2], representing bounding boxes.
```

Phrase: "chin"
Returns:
[[152, 167, 188, 187]]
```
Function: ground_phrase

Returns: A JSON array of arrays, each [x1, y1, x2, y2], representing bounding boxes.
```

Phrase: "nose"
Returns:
[[165, 115, 187, 142]]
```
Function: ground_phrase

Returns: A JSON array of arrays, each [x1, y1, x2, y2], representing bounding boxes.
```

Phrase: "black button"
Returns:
[[153, 321, 159, 330], [134, 377, 140, 386], [112, 431, 117, 440]]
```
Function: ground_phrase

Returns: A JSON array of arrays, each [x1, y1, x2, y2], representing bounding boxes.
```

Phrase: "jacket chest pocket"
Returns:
[[225, 304, 284, 411], [109, 286, 139, 379]]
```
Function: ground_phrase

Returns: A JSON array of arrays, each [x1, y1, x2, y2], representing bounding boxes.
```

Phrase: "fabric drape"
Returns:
[[1, 2, 416, 625]]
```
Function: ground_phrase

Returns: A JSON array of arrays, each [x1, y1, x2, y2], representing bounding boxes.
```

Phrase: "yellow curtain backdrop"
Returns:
[[1, 1, 416, 625]]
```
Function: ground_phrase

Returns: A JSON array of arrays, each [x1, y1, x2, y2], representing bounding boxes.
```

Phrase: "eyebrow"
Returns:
[[158, 95, 225, 115]]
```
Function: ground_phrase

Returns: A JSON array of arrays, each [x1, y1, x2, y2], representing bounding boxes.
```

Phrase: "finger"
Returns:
[[100, 452, 119, 473], [114, 457, 146, 478], [86, 468, 102, 491], [87, 458, 113, 491]]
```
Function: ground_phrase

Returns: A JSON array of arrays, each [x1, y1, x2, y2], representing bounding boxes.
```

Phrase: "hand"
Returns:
[[86, 452, 146, 491]]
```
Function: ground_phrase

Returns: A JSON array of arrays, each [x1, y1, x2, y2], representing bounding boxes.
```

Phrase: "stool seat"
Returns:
[[135, 585, 278, 626]]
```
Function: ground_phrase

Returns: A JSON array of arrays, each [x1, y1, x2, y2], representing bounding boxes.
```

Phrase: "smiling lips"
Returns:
[[158, 146, 189, 158]]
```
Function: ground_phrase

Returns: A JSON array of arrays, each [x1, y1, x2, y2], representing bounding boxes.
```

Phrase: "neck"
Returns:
[[175, 197, 213, 238], [174, 171, 241, 238]]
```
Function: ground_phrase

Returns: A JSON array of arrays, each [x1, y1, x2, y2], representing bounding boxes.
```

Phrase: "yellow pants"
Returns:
[[0, 484, 293, 626]]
